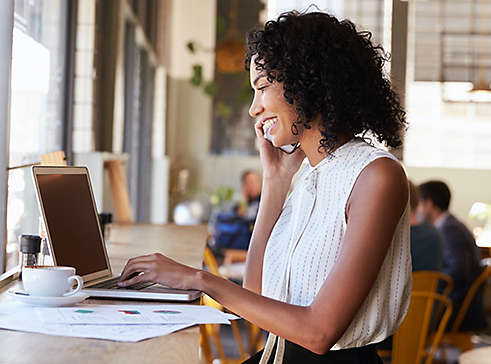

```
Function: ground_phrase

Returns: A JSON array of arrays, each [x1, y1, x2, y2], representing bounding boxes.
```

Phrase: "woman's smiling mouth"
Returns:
[[263, 117, 279, 136]]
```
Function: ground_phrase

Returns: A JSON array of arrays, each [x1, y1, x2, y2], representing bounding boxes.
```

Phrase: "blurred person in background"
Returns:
[[418, 180, 486, 331], [237, 170, 262, 221], [212, 170, 262, 254], [409, 180, 443, 272]]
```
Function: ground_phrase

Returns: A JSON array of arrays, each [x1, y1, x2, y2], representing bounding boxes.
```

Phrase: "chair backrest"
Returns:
[[201, 245, 248, 362], [40, 151, 67, 166], [392, 291, 452, 364], [203, 246, 220, 276], [202, 246, 223, 309], [223, 248, 248, 265], [451, 262, 491, 332], [104, 159, 133, 223], [413, 270, 453, 297]]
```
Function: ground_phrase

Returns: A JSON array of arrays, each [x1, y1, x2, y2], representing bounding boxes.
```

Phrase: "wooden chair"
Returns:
[[217, 248, 263, 357], [218, 249, 247, 283], [40, 151, 67, 166], [414, 271, 454, 332], [104, 159, 133, 223], [377, 271, 454, 360], [413, 270, 453, 297], [201, 246, 248, 364], [438, 260, 491, 353], [223, 249, 248, 266], [392, 290, 453, 364]]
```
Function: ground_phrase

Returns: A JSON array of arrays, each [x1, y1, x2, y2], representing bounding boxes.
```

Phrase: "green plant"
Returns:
[[209, 185, 235, 207], [186, 42, 218, 97]]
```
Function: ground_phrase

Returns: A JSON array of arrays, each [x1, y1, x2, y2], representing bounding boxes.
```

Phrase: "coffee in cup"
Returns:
[[22, 266, 83, 297]]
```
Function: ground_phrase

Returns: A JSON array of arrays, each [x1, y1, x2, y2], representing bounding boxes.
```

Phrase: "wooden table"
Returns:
[[0, 223, 208, 364]]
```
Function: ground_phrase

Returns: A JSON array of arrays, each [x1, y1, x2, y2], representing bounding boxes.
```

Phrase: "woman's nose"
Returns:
[[249, 95, 264, 118]]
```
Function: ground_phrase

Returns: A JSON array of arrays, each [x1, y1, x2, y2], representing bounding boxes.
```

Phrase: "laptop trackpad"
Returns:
[[141, 284, 200, 295]]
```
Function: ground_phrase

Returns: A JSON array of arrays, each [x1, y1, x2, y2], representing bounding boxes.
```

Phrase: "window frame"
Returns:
[[0, 0, 14, 275], [121, 5, 158, 223], [62, 0, 78, 164]]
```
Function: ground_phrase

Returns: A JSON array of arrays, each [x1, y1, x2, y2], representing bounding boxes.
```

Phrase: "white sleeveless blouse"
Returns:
[[260, 138, 411, 363]]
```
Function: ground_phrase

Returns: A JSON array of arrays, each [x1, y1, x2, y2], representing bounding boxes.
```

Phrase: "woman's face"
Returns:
[[249, 56, 299, 147]]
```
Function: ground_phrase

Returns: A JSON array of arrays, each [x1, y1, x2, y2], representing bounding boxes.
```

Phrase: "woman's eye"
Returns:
[[258, 85, 268, 92]]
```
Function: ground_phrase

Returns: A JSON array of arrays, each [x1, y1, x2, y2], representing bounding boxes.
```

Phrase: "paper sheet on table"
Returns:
[[0, 302, 192, 342], [0, 317, 192, 342], [35, 304, 237, 325], [0, 301, 239, 342]]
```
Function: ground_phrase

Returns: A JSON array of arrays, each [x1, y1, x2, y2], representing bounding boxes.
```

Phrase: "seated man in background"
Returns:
[[409, 180, 443, 272], [237, 170, 262, 221], [418, 180, 486, 331], [212, 170, 262, 252]]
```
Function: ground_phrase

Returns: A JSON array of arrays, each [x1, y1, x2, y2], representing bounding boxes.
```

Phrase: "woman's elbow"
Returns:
[[300, 329, 337, 355]]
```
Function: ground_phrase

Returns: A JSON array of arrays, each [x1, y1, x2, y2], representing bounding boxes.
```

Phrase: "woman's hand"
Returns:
[[117, 253, 200, 290], [254, 119, 305, 181]]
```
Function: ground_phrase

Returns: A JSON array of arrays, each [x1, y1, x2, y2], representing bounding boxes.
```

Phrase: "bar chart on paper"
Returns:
[[35, 304, 235, 325]]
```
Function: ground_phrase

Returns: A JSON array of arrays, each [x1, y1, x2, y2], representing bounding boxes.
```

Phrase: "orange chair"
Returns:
[[413, 271, 453, 332], [438, 260, 491, 353], [378, 271, 453, 360], [392, 290, 452, 364], [223, 249, 248, 265], [413, 270, 453, 297], [201, 246, 248, 364]]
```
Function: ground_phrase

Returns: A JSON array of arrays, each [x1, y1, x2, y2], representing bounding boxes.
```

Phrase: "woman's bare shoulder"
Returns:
[[348, 156, 408, 217]]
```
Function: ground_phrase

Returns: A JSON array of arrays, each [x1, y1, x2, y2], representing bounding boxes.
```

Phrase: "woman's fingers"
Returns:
[[125, 254, 156, 265], [254, 119, 265, 138], [119, 261, 153, 282], [118, 271, 149, 287], [120, 254, 161, 275]]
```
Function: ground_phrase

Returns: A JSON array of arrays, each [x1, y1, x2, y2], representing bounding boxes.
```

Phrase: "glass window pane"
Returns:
[[6, 0, 68, 271], [9, 0, 67, 167], [5, 168, 41, 271]]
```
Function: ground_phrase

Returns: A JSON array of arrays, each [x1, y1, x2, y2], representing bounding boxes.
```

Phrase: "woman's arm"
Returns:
[[118, 157, 408, 354], [242, 119, 305, 293], [243, 176, 291, 293]]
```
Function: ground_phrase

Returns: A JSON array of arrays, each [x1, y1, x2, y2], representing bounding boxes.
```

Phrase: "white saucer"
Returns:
[[7, 290, 89, 307]]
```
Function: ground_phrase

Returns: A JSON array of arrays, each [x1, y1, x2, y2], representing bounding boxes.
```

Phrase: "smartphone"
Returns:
[[262, 123, 297, 154]]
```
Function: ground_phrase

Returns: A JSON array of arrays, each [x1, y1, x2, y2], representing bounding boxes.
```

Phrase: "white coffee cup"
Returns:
[[22, 266, 83, 297]]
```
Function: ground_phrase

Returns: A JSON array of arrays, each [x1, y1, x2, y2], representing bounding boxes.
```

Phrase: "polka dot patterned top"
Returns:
[[260, 138, 411, 363]]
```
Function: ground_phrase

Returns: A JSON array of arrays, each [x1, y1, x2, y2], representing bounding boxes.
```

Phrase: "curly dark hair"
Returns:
[[245, 11, 406, 153]]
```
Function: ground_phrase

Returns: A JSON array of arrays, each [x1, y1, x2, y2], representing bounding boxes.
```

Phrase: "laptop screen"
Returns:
[[36, 172, 109, 276]]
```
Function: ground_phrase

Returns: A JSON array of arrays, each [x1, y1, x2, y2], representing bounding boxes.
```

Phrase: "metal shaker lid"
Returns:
[[19, 234, 41, 254]]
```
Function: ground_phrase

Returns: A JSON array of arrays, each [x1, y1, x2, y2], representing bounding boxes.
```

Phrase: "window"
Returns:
[[123, 22, 155, 223], [2, 0, 74, 273], [403, 0, 491, 168], [267, 0, 388, 46]]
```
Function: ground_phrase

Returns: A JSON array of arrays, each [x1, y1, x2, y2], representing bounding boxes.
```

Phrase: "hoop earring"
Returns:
[[291, 123, 299, 136]]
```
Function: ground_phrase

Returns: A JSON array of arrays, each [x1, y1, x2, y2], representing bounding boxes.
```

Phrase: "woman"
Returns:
[[118, 11, 410, 363]]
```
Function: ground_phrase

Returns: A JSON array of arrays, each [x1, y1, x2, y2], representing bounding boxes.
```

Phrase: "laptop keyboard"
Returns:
[[90, 277, 153, 290]]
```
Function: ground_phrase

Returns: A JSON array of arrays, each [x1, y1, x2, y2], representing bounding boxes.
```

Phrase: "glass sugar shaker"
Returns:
[[19, 234, 41, 278]]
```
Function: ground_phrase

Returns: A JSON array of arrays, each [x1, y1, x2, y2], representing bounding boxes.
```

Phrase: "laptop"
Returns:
[[32, 165, 201, 302]]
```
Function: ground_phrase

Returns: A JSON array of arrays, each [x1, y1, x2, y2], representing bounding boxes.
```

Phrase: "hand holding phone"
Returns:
[[262, 120, 298, 154]]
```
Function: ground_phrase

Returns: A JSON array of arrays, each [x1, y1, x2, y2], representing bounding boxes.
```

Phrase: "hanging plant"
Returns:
[[186, 42, 218, 97]]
